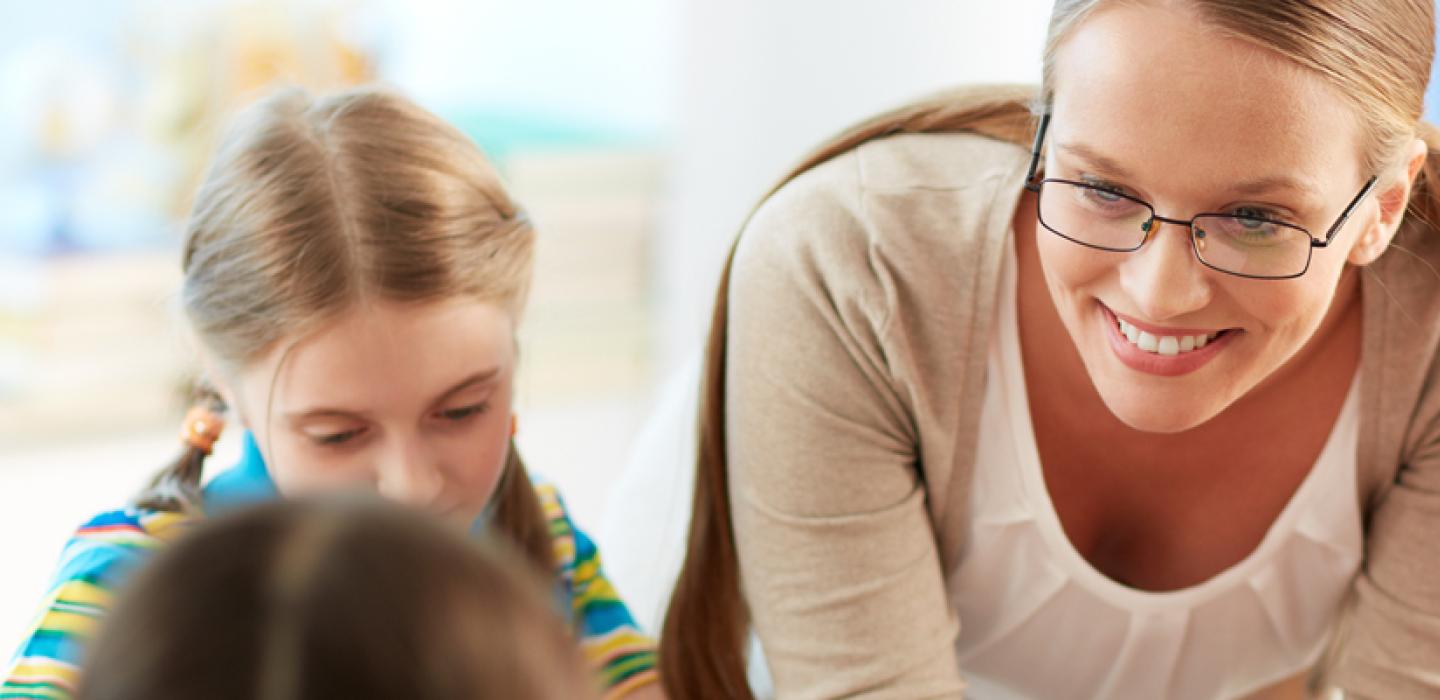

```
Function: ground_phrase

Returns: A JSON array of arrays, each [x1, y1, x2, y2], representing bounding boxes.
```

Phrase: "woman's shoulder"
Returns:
[[749, 131, 1029, 239], [741, 130, 1028, 278], [731, 130, 1028, 368]]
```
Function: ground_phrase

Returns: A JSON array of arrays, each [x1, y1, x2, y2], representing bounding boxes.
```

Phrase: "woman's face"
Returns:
[[224, 299, 516, 527], [1039, 3, 1386, 433]]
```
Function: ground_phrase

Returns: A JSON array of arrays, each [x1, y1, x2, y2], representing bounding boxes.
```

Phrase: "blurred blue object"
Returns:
[[1429, 9, 1440, 123], [447, 107, 655, 164]]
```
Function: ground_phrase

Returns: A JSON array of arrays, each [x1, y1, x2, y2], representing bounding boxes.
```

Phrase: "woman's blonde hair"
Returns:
[[78, 497, 596, 700], [660, 2, 1440, 697], [135, 86, 554, 574]]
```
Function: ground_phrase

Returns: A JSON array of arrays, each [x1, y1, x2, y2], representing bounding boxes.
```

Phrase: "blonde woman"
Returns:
[[663, 1, 1440, 698], [2, 87, 661, 700]]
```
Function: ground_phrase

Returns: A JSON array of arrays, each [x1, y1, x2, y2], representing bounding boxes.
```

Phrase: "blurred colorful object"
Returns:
[[0, 0, 375, 257], [0, 0, 379, 447]]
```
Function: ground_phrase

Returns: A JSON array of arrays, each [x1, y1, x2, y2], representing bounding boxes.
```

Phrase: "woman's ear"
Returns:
[[1349, 137, 1428, 266]]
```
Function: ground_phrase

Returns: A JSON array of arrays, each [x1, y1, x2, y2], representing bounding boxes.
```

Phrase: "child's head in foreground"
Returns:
[[77, 497, 596, 700]]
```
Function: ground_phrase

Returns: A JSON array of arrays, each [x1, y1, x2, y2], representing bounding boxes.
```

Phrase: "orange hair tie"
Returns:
[[181, 405, 226, 456]]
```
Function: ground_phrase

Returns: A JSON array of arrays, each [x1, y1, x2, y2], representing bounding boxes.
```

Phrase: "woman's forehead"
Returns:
[[1049, 2, 1364, 193]]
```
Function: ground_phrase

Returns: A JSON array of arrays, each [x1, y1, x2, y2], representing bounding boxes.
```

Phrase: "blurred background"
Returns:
[[18, 0, 1435, 655]]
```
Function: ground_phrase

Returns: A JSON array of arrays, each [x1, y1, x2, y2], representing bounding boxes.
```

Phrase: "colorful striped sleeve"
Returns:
[[2, 509, 193, 700], [536, 483, 660, 699]]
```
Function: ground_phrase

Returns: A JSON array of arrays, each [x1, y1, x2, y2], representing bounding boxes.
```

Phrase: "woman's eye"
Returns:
[[1089, 187, 1124, 203], [1232, 207, 1282, 229], [1078, 178, 1132, 203], [438, 403, 488, 422]]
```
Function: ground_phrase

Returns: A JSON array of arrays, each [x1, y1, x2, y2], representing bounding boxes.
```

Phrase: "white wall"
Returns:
[[655, 1, 1053, 374]]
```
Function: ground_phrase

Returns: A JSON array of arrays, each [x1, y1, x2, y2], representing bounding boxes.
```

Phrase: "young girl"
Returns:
[[663, 1, 1440, 699], [78, 497, 598, 700], [2, 86, 660, 700]]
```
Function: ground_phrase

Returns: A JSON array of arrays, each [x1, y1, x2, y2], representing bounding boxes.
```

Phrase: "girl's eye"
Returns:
[[438, 403, 489, 422], [314, 428, 365, 446]]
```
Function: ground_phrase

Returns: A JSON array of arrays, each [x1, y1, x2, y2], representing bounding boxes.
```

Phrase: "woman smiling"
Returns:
[[662, 1, 1440, 698]]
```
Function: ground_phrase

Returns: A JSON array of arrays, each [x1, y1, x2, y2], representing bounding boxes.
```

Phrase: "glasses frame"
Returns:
[[1022, 113, 1379, 280]]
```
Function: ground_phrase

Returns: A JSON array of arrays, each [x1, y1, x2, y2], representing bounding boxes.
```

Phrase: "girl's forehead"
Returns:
[[246, 299, 516, 411]]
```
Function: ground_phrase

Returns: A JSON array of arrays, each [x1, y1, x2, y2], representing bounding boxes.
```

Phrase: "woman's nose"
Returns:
[[1119, 218, 1213, 321]]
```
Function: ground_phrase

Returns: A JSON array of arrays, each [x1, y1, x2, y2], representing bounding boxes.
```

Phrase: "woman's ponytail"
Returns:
[[658, 84, 1040, 699]]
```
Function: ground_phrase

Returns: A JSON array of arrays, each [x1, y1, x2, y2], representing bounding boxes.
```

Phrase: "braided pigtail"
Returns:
[[134, 386, 227, 515]]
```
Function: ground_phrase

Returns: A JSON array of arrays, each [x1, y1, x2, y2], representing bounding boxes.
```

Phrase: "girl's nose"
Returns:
[[375, 439, 445, 508]]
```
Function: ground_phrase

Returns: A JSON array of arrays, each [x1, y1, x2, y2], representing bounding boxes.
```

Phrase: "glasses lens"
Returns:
[[1037, 181, 1152, 252], [1192, 215, 1312, 278]]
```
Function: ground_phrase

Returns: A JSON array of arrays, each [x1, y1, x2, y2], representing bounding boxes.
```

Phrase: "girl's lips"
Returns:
[[1098, 304, 1240, 377]]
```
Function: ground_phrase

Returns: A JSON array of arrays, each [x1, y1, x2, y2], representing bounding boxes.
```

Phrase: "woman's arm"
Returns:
[[1327, 365, 1440, 696], [723, 152, 965, 698]]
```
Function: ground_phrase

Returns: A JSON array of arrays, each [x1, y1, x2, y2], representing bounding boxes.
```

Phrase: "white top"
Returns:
[[950, 243, 1364, 700]]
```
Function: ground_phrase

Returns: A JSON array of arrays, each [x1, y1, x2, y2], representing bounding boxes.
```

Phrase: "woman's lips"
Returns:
[[1098, 304, 1239, 377]]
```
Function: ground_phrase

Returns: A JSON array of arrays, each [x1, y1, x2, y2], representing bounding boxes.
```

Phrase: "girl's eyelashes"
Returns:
[[312, 427, 366, 446], [437, 402, 489, 422], [301, 403, 491, 446]]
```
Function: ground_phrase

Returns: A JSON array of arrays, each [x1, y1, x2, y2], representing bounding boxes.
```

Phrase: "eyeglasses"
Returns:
[[1022, 113, 1377, 280]]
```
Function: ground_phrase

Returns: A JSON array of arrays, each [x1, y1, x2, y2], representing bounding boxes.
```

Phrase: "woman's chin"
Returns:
[[1093, 387, 1225, 435]]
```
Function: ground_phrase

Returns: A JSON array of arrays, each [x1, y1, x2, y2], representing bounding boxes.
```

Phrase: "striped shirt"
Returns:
[[2, 434, 658, 699]]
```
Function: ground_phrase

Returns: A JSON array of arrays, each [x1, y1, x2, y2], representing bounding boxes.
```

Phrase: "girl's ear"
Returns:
[[1349, 138, 1428, 266], [197, 352, 247, 430]]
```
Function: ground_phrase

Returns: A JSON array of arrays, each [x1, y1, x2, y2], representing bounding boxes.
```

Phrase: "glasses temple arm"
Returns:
[[1317, 175, 1379, 246], [1025, 113, 1051, 189]]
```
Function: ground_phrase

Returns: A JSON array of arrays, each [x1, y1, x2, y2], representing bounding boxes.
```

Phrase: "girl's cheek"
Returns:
[[270, 442, 371, 495]]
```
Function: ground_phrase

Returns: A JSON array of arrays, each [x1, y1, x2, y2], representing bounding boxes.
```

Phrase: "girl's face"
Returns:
[[223, 299, 517, 527], [1039, 3, 1406, 433]]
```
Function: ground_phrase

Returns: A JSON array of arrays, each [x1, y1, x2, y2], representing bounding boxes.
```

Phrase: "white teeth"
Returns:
[[1114, 317, 1220, 356]]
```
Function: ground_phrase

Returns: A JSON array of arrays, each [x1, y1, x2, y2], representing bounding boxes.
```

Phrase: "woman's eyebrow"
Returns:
[[1056, 141, 1133, 178], [1057, 141, 1321, 202], [1227, 174, 1321, 199]]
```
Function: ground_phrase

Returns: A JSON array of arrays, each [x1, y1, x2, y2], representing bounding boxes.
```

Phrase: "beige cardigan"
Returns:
[[725, 131, 1440, 698]]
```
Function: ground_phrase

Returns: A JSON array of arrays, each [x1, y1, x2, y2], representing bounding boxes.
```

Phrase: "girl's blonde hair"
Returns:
[[136, 86, 554, 574], [660, 2, 1439, 697], [78, 497, 596, 700]]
